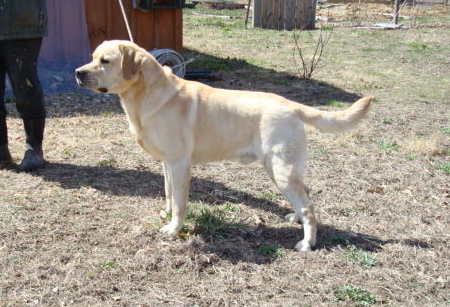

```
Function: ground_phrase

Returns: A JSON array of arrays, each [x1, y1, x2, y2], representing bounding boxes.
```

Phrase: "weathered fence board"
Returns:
[[84, 0, 183, 53], [253, 0, 316, 30]]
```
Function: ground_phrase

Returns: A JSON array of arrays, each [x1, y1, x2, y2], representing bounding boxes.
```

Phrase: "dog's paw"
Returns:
[[285, 213, 301, 224], [294, 240, 312, 252], [159, 210, 169, 219], [160, 222, 182, 236]]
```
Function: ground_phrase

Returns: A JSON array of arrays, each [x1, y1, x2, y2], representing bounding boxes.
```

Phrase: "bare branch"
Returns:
[[292, 26, 334, 80]]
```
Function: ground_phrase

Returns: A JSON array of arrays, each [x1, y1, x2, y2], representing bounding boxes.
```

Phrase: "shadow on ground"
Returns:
[[30, 162, 430, 265], [183, 47, 362, 106]]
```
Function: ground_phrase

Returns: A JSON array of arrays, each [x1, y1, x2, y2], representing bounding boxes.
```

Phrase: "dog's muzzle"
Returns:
[[75, 69, 108, 93]]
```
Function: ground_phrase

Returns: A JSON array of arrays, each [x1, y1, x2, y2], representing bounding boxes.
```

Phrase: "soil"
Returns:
[[0, 2, 449, 307]]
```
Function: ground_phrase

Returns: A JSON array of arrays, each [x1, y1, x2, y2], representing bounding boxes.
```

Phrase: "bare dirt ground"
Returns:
[[0, 2, 449, 307]]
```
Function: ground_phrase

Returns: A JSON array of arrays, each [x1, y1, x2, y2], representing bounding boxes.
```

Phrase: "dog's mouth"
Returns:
[[75, 76, 85, 88], [75, 75, 108, 93], [75, 69, 105, 92]]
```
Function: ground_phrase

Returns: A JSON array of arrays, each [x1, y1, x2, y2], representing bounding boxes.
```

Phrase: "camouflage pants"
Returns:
[[0, 37, 46, 120]]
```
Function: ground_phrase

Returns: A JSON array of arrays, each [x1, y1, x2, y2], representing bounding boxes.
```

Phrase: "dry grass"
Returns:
[[1, 2, 449, 307]]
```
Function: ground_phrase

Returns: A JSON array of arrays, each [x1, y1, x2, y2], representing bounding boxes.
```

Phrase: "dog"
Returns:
[[75, 40, 372, 251]]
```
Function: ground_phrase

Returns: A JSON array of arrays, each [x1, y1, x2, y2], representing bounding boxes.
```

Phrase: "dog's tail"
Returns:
[[292, 96, 373, 133]]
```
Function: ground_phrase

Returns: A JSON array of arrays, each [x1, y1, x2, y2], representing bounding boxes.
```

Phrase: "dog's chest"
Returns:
[[123, 111, 165, 160], [134, 130, 164, 160]]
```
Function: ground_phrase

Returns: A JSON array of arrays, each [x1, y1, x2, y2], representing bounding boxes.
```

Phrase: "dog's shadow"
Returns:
[[193, 223, 432, 265], [35, 162, 431, 265], [36, 162, 291, 217]]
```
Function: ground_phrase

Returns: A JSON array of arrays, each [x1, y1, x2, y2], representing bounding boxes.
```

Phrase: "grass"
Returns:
[[257, 244, 285, 258], [182, 202, 241, 239], [97, 158, 117, 167], [333, 285, 377, 306], [327, 100, 346, 107], [409, 42, 428, 49], [440, 163, 450, 174], [0, 2, 449, 307], [375, 139, 401, 152], [98, 261, 119, 269], [187, 55, 248, 71], [345, 245, 376, 267]]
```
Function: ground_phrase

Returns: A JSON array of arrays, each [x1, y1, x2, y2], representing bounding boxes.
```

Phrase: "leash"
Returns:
[[116, 0, 193, 78], [118, 0, 135, 43]]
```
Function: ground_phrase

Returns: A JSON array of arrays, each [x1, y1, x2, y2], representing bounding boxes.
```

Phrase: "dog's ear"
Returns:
[[120, 44, 145, 80]]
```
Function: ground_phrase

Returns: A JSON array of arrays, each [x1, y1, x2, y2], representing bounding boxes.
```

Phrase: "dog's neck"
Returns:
[[119, 61, 181, 120]]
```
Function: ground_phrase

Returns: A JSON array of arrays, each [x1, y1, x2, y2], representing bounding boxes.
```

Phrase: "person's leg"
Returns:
[[0, 42, 12, 164], [4, 38, 46, 171]]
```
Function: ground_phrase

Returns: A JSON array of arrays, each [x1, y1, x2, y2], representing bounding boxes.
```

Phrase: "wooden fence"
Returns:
[[84, 0, 183, 53], [253, 0, 316, 30], [40, 0, 183, 64]]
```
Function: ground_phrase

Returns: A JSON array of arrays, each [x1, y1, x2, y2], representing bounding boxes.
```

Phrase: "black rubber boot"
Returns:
[[19, 118, 46, 171], [0, 144, 12, 164], [0, 116, 12, 164]]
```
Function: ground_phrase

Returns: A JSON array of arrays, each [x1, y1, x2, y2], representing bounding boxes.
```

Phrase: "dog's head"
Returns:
[[75, 40, 148, 94]]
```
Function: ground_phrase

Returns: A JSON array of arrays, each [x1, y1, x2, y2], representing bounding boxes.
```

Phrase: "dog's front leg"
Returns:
[[159, 162, 172, 219], [160, 159, 191, 236]]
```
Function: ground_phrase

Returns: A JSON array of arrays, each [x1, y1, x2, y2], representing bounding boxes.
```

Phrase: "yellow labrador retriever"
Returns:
[[75, 40, 372, 251]]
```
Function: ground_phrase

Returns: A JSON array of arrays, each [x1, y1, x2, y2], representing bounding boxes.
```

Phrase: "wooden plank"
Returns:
[[84, 0, 108, 51], [253, 0, 262, 28], [261, 0, 269, 28], [135, 10, 156, 50], [279, 0, 285, 30], [84, 0, 182, 52], [173, 8, 183, 53], [110, 0, 130, 41], [155, 10, 176, 50], [284, 0, 294, 30], [266, 0, 274, 29], [300, 0, 314, 29], [273, 0, 280, 30], [309, 0, 316, 29], [295, 0, 304, 29]]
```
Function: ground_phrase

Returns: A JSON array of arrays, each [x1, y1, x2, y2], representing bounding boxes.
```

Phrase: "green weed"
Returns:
[[409, 42, 428, 49], [258, 244, 285, 258], [441, 127, 450, 135], [259, 191, 282, 202], [98, 261, 118, 269], [97, 159, 117, 167], [183, 202, 240, 239], [406, 154, 417, 160], [327, 100, 346, 108], [189, 56, 247, 72], [375, 139, 400, 152], [440, 163, 450, 174], [345, 245, 376, 267], [321, 25, 335, 31], [333, 285, 376, 306]]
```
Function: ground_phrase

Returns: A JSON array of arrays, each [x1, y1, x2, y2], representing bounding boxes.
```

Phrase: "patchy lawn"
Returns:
[[1, 2, 449, 306]]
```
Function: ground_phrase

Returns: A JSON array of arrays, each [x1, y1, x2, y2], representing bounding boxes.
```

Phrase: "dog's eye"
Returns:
[[100, 58, 110, 64]]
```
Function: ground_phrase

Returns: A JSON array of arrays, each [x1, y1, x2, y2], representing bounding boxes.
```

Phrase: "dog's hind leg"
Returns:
[[160, 159, 191, 236], [266, 155, 317, 252]]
